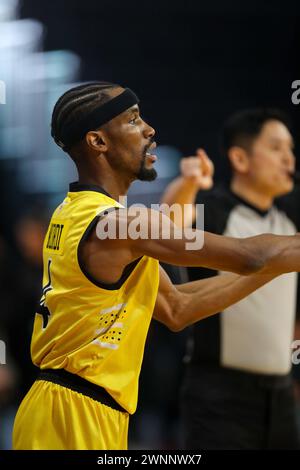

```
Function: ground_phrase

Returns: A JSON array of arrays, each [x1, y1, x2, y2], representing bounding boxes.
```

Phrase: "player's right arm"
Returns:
[[95, 207, 300, 276]]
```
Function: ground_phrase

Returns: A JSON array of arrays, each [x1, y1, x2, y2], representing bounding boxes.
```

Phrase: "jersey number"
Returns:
[[37, 259, 53, 329]]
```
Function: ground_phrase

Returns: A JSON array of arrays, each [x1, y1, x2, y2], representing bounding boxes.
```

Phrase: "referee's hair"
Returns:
[[221, 108, 292, 156], [51, 81, 120, 152]]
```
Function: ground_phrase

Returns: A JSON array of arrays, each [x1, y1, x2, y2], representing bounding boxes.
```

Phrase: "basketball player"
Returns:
[[12, 84, 300, 449]]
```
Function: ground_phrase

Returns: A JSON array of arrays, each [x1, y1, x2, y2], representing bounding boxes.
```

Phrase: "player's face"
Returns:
[[102, 104, 157, 181], [246, 120, 295, 197]]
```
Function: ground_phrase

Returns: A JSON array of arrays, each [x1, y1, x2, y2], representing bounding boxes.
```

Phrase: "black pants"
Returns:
[[180, 365, 300, 450]]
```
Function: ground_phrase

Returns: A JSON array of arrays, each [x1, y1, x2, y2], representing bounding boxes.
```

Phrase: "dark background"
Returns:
[[21, 0, 300, 178]]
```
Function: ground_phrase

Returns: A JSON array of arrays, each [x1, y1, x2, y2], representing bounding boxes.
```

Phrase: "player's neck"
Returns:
[[230, 177, 274, 211], [77, 170, 131, 201]]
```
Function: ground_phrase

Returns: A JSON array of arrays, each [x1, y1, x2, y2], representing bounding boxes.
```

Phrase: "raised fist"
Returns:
[[180, 149, 214, 190]]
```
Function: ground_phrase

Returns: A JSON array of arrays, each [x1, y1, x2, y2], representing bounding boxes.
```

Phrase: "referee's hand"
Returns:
[[180, 148, 214, 190]]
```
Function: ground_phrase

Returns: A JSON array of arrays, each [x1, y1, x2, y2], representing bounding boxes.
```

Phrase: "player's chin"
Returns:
[[137, 166, 158, 182]]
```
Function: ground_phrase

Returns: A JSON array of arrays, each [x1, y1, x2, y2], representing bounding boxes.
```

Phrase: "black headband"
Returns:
[[55, 88, 139, 150]]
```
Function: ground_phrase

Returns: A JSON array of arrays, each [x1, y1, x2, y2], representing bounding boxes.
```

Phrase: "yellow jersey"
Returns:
[[31, 182, 160, 414]]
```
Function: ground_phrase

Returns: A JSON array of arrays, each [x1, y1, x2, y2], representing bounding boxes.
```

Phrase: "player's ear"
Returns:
[[85, 130, 108, 153]]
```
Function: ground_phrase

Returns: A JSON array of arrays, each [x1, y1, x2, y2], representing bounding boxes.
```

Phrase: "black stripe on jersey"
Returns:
[[69, 182, 112, 198], [38, 368, 127, 412], [78, 208, 142, 291]]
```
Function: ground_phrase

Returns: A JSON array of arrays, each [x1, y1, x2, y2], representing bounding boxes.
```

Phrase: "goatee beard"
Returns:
[[137, 157, 157, 181]]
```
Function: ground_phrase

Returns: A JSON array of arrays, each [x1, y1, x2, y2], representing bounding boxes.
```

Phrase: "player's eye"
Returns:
[[129, 115, 139, 125]]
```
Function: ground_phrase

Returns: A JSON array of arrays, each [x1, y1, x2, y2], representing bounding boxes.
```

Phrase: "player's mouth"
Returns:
[[145, 141, 157, 163]]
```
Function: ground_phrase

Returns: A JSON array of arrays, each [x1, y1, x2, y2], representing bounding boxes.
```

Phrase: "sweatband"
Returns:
[[56, 88, 139, 150]]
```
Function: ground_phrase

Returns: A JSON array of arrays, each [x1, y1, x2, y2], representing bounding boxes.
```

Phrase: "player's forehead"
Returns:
[[127, 104, 140, 114], [115, 104, 140, 122]]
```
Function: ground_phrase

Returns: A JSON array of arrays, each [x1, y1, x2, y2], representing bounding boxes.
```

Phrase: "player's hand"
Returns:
[[180, 148, 214, 190]]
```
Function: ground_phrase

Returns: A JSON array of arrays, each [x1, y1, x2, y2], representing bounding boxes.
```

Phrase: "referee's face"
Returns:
[[246, 120, 295, 198]]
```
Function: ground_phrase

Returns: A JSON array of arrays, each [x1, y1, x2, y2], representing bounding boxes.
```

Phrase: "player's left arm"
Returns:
[[153, 266, 277, 331]]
